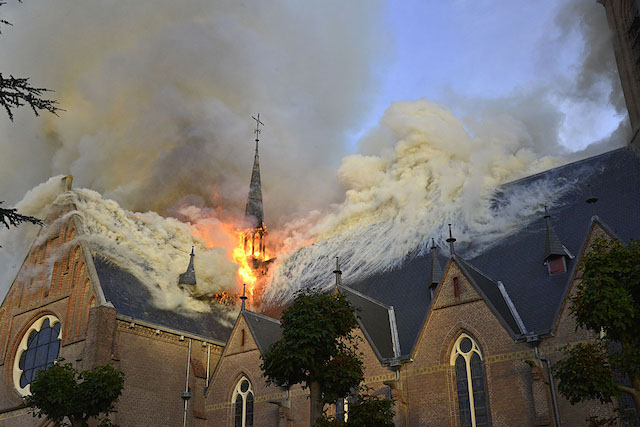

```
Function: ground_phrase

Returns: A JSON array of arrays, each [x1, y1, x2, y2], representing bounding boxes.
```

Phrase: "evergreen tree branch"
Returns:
[[0, 74, 62, 121], [0, 201, 43, 229]]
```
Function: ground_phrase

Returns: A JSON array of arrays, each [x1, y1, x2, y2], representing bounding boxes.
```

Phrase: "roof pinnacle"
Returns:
[[446, 224, 456, 255], [252, 113, 264, 143], [240, 284, 248, 311], [333, 256, 343, 287]]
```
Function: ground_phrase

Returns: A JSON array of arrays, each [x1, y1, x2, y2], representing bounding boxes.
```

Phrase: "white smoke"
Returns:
[[264, 100, 567, 301], [1, 180, 240, 313]]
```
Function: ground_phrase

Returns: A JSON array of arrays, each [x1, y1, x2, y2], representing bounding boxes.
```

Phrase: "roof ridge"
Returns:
[[244, 309, 281, 325], [454, 256, 498, 285], [501, 147, 626, 188], [338, 284, 392, 310]]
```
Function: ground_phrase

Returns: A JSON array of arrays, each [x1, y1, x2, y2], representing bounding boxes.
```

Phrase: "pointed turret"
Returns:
[[429, 239, 444, 286], [428, 239, 444, 300], [178, 247, 197, 288]]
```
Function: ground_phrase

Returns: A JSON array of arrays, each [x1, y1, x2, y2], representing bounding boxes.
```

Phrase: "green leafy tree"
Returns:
[[261, 289, 372, 425], [25, 361, 125, 427], [553, 238, 640, 419]]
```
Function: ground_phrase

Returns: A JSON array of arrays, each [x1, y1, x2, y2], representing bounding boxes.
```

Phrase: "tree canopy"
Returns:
[[553, 238, 640, 421], [260, 288, 393, 425], [25, 361, 125, 427]]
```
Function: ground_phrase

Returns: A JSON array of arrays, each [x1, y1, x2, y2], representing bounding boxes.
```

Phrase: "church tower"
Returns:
[[242, 114, 268, 265], [598, 0, 640, 146]]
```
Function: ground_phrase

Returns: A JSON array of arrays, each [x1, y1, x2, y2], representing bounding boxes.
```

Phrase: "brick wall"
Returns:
[[206, 314, 285, 426], [112, 319, 222, 426], [405, 261, 537, 426], [0, 213, 99, 426]]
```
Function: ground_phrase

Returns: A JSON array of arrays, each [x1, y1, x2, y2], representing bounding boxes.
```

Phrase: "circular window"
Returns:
[[13, 315, 62, 396], [459, 337, 473, 353]]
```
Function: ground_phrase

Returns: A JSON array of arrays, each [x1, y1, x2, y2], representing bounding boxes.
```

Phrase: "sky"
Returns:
[[351, 0, 624, 151]]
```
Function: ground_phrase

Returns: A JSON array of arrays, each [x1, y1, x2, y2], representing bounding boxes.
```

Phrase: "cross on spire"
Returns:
[[252, 113, 264, 142]]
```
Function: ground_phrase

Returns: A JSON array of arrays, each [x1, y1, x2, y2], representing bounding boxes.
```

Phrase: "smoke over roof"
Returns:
[[0, 0, 631, 307]]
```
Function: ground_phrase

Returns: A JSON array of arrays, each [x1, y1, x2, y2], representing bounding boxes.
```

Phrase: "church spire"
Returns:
[[244, 114, 265, 230]]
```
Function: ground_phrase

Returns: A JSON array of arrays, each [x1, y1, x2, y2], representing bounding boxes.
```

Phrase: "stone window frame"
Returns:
[[232, 376, 254, 427], [12, 314, 62, 396], [450, 333, 489, 427]]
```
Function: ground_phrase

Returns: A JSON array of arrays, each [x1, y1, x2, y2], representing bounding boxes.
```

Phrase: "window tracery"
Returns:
[[13, 315, 62, 396], [232, 376, 254, 427], [450, 333, 489, 427]]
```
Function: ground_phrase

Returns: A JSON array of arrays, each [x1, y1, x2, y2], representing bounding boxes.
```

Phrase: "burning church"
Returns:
[[0, 0, 639, 426]]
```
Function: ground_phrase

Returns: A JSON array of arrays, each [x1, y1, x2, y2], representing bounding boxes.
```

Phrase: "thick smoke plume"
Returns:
[[0, 0, 385, 221], [0, 0, 630, 308], [265, 100, 563, 301]]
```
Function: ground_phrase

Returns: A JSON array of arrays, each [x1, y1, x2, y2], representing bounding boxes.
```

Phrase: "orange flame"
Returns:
[[192, 217, 268, 299]]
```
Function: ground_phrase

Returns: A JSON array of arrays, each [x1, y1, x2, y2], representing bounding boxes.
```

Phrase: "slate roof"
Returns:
[[348, 147, 640, 355], [93, 257, 232, 343], [348, 249, 449, 356], [242, 309, 282, 353], [338, 284, 400, 361], [244, 141, 264, 229]]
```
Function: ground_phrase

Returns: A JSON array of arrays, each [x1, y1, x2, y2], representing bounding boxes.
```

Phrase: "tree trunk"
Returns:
[[69, 417, 88, 427], [309, 380, 323, 426]]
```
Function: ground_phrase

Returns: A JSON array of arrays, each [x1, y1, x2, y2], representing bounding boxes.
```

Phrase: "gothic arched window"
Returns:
[[233, 376, 254, 427], [450, 334, 489, 427]]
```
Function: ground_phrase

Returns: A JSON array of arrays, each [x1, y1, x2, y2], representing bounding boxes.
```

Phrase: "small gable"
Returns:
[[431, 257, 524, 339]]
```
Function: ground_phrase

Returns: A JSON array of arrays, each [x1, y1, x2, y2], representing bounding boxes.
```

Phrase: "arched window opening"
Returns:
[[232, 376, 254, 427], [13, 315, 62, 396], [450, 334, 489, 427]]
